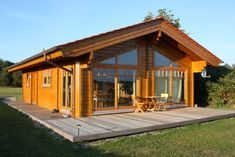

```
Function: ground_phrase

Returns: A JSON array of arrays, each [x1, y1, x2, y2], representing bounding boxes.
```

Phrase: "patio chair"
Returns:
[[159, 93, 171, 111], [134, 96, 146, 113]]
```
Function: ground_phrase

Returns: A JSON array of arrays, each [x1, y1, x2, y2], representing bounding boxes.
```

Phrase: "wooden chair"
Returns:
[[159, 93, 169, 111], [134, 96, 146, 113]]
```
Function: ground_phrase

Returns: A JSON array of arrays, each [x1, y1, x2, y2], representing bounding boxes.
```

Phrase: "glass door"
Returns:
[[93, 68, 116, 110], [118, 69, 136, 107], [62, 68, 73, 109]]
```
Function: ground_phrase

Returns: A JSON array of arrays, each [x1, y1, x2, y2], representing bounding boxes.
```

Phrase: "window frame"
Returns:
[[26, 73, 31, 87], [153, 48, 187, 104], [42, 69, 52, 87]]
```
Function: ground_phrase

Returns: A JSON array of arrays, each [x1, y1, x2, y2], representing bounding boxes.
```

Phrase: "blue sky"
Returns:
[[0, 0, 235, 65]]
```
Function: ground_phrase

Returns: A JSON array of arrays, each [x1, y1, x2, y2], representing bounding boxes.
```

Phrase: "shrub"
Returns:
[[207, 70, 235, 107]]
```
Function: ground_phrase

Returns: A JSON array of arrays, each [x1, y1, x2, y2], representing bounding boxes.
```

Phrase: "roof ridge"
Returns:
[[57, 17, 165, 48]]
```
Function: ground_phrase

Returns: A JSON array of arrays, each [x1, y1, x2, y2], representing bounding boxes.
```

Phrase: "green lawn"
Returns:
[[0, 86, 22, 100], [0, 101, 234, 157], [0, 87, 234, 157]]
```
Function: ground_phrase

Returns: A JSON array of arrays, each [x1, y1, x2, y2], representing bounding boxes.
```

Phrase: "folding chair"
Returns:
[[134, 97, 146, 113]]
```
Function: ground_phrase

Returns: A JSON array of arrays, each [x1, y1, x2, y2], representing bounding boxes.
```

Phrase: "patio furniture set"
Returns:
[[134, 93, 172, 113]]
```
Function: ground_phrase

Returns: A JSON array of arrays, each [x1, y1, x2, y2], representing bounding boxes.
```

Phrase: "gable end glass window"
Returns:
[[93, 48, 138, 110], [154, 50, 185, 103]]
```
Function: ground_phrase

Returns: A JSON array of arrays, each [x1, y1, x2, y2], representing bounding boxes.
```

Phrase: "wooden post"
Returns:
[[75, 62, 83, 118], [136, 75, 141, 97], [115, 76, 118, 109], [88, 69, 93, 116], [184, 69, 189, 105], [169, 64, 173, 98], [56, 68, 59, 109], [152, 69, 155, 96], [71, 65, 75, 117], [190, 68, 194, 107], [146, 70, 149, 96]]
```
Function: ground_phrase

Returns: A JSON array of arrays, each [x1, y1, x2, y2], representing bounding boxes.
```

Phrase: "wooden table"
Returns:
[[143, 96, 161, 112]]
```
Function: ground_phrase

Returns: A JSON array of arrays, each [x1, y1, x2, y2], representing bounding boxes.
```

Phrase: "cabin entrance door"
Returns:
[[61, 68, 73, 112]]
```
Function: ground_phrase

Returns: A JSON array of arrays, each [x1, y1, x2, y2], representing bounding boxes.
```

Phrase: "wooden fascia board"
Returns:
[[192, 61, 207, 73], [63, 25, 161, 57], [8, 50, 63, 72], [161, 23, 220, 66]]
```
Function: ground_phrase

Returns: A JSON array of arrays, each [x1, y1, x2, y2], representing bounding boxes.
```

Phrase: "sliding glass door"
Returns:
[[118, 69, 136, 107], [154, 50, 185, 103], [93, 68, 115, 109], [155, 70, 170, 96], [93, 48, 138, 110]]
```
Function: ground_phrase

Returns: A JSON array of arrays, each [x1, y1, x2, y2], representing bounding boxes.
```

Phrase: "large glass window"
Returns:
[[99, 49, 137, 65], [118, 69, 136, 107], [155, 50, 178, 67], [94, 69, 115, 109], [154, 50, 185, 103], [100, 57, 115, 64], [155, 70, 170, 96], [93, 48, 138, 110], [172, 71, 184, 103], [118, 49, 137, 65]]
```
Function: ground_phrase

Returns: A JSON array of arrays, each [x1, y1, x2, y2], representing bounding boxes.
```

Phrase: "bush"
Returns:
[[207, 70, 235, 107]]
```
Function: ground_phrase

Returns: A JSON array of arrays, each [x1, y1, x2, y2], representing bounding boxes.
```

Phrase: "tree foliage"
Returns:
[[207, 66, 235, 107], [0, 59, 22, 87], [195, 64, 235, 108], [144, 8, 184, 32]]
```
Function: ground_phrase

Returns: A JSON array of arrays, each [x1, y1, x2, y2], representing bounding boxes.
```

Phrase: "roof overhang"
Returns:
[[7, 17, 222, 72], [7, 49, 63, 72]]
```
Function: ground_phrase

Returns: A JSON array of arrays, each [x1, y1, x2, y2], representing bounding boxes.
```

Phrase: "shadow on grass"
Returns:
[[0, 101, 126, 157]]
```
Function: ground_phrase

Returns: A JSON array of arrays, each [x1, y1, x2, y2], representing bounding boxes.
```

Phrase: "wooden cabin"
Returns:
[[8, 17, 222, 118]]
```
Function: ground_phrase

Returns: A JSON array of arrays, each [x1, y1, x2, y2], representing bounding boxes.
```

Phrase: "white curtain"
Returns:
[[172, 78, 182, 103]]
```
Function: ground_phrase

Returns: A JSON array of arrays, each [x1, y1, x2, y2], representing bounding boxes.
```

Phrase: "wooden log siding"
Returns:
[[81, 68, 94, 117], [147, 45, 154, 96], [138, 43, 147, 97]]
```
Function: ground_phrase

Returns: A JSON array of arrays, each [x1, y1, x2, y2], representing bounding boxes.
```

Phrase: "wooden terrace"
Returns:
[[3, 99, 235, 142]]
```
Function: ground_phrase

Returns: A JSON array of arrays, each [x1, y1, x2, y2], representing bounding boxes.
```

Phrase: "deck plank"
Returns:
[[3, 99, 235, 142]]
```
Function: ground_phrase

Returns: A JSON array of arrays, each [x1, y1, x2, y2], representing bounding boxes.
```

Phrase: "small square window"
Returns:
[[26, 73, 30, 87], [42, 70, 51, 87]]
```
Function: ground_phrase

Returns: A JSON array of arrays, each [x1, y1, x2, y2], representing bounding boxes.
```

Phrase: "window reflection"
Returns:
[[118, 49, 137, 65], [94, 69, 115, 109], [155, 70, 170, 96], [155, 50, 178, 67], [118, 70, 136, 107]]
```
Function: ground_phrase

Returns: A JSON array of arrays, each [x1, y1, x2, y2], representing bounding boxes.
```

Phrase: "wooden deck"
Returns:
[[3, 99, 235, 142]]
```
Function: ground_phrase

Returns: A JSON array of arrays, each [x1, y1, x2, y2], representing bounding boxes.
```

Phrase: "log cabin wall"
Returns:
[[138, 41, 147, 97], [22, 73, 31, 104], [81, 68, 92, 117], [37, 67, 58, 110], [146, 44, 154, 96], [22, 67, 59, 110]]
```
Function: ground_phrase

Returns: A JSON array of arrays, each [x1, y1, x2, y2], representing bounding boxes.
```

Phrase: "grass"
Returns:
[[0, 86, 22, 100], [0, 86, 234, 157]]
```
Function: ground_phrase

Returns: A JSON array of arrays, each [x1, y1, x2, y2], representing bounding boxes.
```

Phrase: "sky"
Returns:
[[0, 0, 235, 65]]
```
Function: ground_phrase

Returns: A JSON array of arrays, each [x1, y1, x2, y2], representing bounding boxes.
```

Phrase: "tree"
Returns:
[[144, 12, 154, 21], [0, 59, 22, 87], [144, 8, 185, 32]]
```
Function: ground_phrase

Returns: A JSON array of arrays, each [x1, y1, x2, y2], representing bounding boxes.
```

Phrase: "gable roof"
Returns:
[[8, 17, 222, 72]]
